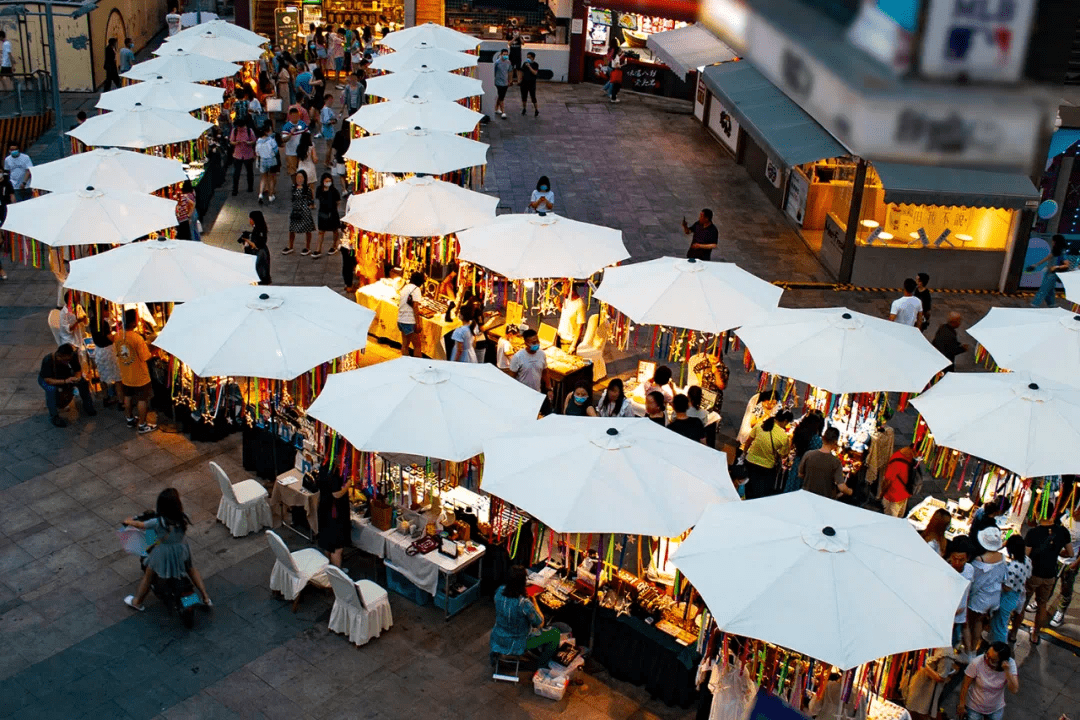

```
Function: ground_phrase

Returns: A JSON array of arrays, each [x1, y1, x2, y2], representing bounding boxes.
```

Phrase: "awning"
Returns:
[[1046, 129, 1080, 170], [701, 61, 848, 167], [871, 162, 1041, 210], [646, 24, 737, 80]]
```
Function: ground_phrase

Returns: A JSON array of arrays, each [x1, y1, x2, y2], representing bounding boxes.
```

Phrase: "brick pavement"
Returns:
[[0, 80, 1077, 720]]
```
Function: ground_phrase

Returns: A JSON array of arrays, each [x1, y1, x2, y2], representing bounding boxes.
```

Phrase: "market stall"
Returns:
[[66, 104, 214, 166], [348, 96, 483, 137], [355, 278, 460, 360], [378, 22, 480, 54], [344, 126, 488, 192], [967, 306, 1080, 381], [581, 5, 695, 99], [370, 43, 479, 75], [97, 77, 226, 114]]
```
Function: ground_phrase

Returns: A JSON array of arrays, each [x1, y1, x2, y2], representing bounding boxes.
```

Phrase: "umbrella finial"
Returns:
[[841, 312, 852, 319], [1029, 382, 1040, 390], [822, 526, 836, 537], [687, 258, 697, 264], [259, 293, 270, 300], [86, 186, 94, 191], [1074, 315, 1080, 322], [606, 428, 618, 436]]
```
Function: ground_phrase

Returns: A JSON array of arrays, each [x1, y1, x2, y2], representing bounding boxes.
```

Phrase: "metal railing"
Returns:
[[0, 70, 54, 118]]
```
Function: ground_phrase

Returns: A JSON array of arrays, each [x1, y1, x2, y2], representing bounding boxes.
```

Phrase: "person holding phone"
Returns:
[[957, 642, 1018, 720]]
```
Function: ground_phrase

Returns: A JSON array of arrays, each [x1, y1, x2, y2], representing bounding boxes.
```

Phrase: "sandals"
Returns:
[[1030, 630, 1041, 645], [124, 595, 144, 612]]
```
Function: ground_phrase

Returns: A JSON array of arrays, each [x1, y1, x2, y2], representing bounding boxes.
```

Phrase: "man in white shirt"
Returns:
[[397, 271, 424, 357], [166, 11, 182, 37], [556, 284, 586, 353], [508, 328, 550, 413], [4, 143, 32, 200], [0, 31, 13, 91], [889, 277, 923, 327]]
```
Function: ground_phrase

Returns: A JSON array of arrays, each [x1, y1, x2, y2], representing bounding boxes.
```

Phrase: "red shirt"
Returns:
[[882, 450, 914, 502]]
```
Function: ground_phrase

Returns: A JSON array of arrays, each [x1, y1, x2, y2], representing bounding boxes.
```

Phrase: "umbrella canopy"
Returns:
[[734, 307, 949, 394], [673, 492, 969, 669], [910, 371, 1080, 478], [341, 175, 497, 237], [364, 66, 483, 103], [63, 238, 259, 304], [97, 76, 225, 112], [67, 105, 213, 149], [30, 148, 188, 193], [481, 416, 738, 536], [456, 213, 629, 280], [169, 19, 267, 46], [154, 32, 264, 63], [968, 307, 1080, 381], [344, 127, 488, 175], [348, 95, 483, 135], [153, 286, 374, 381], [180, 11, 220, 27], [306, 357, 543, 462], [2, 186, 177, 247], [370, 43, 478, 73], [123, 52, 241, 83], [1060, 269, 1080, 305], [595, 257, 782, 334], [378, 22, 479, 53]]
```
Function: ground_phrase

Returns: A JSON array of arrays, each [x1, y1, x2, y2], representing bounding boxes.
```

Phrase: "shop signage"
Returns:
[[744, 12, 1049, 170], [572, 18, 583, 34], [765, 157, 782, 187], [919, 0, 1037, 83], [821, 213, 845, 270], [706, 95, 739, 153], [624, 64, 662, 92], [694, 74, 707, 120], [274, 8, 300, 48], [784, 168, 810, 226]]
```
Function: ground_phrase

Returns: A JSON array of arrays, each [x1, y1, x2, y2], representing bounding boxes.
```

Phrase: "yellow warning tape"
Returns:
[[772, 281, 1036, 297]]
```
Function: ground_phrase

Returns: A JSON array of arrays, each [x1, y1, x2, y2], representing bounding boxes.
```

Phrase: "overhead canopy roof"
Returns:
[[701, 61, 848, 167], [646, 24, 737, 80], [871, 162, 1041, 210]]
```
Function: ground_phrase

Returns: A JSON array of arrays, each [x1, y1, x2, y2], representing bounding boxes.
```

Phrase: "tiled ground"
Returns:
[[0, 75, 1077, 720]]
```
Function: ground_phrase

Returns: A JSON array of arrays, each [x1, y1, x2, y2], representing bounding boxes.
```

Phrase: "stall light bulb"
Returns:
[[525, 280, 536, 289]]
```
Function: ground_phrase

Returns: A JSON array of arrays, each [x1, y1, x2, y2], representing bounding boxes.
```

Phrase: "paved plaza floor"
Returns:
[[0, 81, 1077, 719]]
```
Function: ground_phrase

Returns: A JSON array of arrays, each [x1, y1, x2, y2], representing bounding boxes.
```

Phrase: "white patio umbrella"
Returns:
[[123, 52, 241, 83], [344, 127, 488, 175], [2, 186, 177, 247], [348, 95, 483, 135], [67, 105, 213, 149], [63, 238, 259, 304], [594, 257, 783, 334], [179, 11, 220, 28], [456, 213, 629, 280], [170, 19, 265, 46], [364, 66, 483, 103], [30, 148, 188, 193], [482, 416, 738, 537], [153, 286, 375, 381], [97, 76, 225, 112], [341, 175, 496, 237], [370, 43, 478, 73], [910, 371, 1080, 478], [1060, 269, 1080, 305], [306, 357, 544, 462], [378, 22, 479, 53], [154, 32, 264, 63], [673, 492, 969, 669], [734, 307, 950, 394], [968, 307, 1080, 381]]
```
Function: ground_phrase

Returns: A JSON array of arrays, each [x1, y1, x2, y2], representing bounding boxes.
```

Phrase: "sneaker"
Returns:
[[126, 416, 137, 428], [521, 108, 526, 115], [281, 247, 294, 255], [258, 195, 265, 205], [137, 423, 157, 435], [1050, 610, 1065, 628], [0, 270, 7, 280], [311, 250, 322, 258], [1027, 599, 1037, 614], [328, 246, 339, 255], [300, 247, 310, 256], [501, 112, 507, 119], [124, 595, 144, 612], [50, 415, 67, 428], [611, 98, 620, 103], [534, 109, 539, 117], [269, 195, 276, 203]]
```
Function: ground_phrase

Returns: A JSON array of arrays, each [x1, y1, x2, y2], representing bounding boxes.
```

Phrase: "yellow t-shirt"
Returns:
[[114, 329, 151, 388], [745, 423, 790, 469]]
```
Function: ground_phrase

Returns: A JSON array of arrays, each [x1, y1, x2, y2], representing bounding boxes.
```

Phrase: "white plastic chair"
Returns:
[[47, 310, 63, 346], [576, 314, 608, 381], [325, 565, 393, 647], [210, 461, 272, 537], [266, 530, 330, 611]]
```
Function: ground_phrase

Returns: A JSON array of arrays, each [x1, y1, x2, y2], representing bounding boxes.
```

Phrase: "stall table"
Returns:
[[355, 279, 461, 360], [491, 326, 593, 409], [352, 515, 486, 619], [271, 468, 319, 539]]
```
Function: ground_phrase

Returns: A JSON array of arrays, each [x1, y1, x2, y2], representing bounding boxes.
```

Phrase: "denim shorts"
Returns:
[[397, 322, 416, 335], [334, 56, 344, 71]]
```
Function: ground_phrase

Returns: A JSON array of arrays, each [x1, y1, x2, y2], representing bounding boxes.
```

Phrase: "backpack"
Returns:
[[885, 454, 922, 497]]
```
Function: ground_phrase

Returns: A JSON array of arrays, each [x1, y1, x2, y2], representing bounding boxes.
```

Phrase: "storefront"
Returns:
[[700, 61, 1041, 290]]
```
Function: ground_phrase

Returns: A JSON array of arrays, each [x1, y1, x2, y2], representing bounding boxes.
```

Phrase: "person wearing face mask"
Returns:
[[242, 211, 272, 285], [313, 172, 341, 259], [493, 48, 512, 119], [529, 176, 554, 214], [0, 169, 13, 280], [563, 382, 597, 416], [507, 328, 551, 410], [4, 143, 32, 201]]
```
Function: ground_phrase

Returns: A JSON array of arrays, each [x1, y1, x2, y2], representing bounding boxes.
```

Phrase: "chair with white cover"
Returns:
[[266, 529, 331, 611], [325, 565, 393, 646], [576, 314, 608, 380], [47, 310, 63, 346], [210, 461, 272, 537]]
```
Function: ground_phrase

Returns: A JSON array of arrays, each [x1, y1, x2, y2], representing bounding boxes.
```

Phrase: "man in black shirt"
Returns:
[[519, 51, 539, 117], [1024, 513, 1074, 643], [931, 312, 968, 372], [38, 343, 95, 427], [914, 272, 932, 331], [666, 394, 706, 444], [103, 37, 122, 92], [681, 208, 719, 261]]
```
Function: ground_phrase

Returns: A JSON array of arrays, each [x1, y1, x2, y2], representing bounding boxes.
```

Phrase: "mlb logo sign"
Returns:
[[920, 0, 1037, 82]]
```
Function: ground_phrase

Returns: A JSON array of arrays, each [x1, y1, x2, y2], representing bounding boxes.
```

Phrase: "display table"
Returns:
[[270, 468, 319, 539], [355, 280, 461, 360], [351, 515, 486, 618], [492, 327, 593, 410]]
